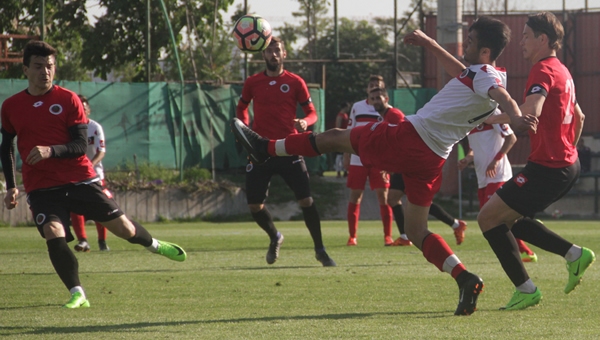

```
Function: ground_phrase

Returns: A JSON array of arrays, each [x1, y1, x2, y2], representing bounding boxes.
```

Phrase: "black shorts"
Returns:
[[28, 182, 124, 239], [389, 173, 405, 191], [496, 160, 580, 217], [245, 156, 311, 204]]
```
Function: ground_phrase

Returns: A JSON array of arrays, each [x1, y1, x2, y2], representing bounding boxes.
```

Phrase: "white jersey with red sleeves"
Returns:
[[467, 110, 513, 188], [87, 119, 106, 180], [347, 99, 383, 166], [406, 64, 507, 159]]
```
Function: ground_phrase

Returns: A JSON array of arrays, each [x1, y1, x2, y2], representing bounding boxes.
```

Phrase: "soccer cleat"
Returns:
[[62, 292, 90, 309], [384, 236, 395, 246], [266, 234, 284, 264], [564, 247, 596, 294], [500, 288, 542, 310], [391, 237, 413, 246], [315, 250, 337, 267], [454, 273, 484, 316], [74, 240, 90, 253], [346, 237, 357, 246], [231, 118, 271, 164], [521, 252, 538, 263], [453, 220, 467, 245], [98, 240, 110, 252], [156, 240, 187, 262]]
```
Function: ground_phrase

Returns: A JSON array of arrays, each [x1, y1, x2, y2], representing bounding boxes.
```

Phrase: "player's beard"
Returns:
[[265, 58, 282, 72]]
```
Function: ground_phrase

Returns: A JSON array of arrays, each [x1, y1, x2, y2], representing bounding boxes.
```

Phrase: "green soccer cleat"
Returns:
[[521, 252, 538, 263], [156, 240, 187, 262], [62, 292, 90, 309], [500, 288, 542, 311], [565, 247, 596, 294]]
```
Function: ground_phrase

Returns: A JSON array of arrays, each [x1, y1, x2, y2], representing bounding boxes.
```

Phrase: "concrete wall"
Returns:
[[0, 187, 249, 226]]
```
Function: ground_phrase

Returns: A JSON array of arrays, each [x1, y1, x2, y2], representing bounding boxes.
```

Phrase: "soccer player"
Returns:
[[458, 109, 538, 262], [388, 174, 468, 246], [0, 41, 187, 309], [344, 75, 395, 247], [477, 12, 595, 310], [333, 102, 350, 178], [235, 37, 335, 267], [233, 17, 533, 315], [70, 95, 110, 252]]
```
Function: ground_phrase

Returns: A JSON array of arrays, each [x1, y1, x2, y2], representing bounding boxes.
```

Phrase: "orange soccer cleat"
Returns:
[[454, 220, 467, 245]]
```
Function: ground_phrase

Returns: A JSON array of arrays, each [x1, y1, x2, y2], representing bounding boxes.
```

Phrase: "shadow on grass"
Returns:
[[0, 310, 454, 336]]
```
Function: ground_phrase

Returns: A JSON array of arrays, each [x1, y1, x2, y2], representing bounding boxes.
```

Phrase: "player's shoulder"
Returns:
[[282, 70, 307, 84]]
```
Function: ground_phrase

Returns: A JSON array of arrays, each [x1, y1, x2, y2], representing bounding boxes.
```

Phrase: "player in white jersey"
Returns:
[[459, 110, 537, 262], [71, 95, 110, 252], [232, 17, 537, 315], [344, 75, 394, 247]]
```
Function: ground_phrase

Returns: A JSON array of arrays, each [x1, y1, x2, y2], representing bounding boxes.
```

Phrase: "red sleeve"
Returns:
[[0, 101, 15, 135], [70, 93, 88, 126], [384, 108, 405, 124], [296, 78, 317, 126], [236, 80, 253, 126]]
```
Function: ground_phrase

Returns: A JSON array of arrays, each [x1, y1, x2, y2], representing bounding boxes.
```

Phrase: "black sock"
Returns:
[[127, 220, 153, 247], [302, 204, 324, 250], [252, 208, 279, 240], [429, 203, 454, 227], [483, 224, 529, 287], [47, 237, 80, 289], [511, 218, 572, 256], [391, 204, 405, 235]]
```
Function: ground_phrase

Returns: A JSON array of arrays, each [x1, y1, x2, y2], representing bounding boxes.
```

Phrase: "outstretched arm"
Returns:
[[489, 87, 537, 133], [404, 30, 466, 78]]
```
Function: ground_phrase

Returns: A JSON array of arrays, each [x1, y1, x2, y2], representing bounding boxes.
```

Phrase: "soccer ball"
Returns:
[[232, 14, 272, 52]]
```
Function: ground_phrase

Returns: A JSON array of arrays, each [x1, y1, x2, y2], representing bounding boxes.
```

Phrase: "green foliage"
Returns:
[[1, 221, 600, 338]]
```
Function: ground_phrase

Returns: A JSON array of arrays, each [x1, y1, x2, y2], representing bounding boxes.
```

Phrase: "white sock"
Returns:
[[69, 286, 86, 298], [564, 245, 583, 262], [516, 279, 537, 294], [146, 238, 160, 253], [401, 234, 409, 240], [452, 219, 459, 229]]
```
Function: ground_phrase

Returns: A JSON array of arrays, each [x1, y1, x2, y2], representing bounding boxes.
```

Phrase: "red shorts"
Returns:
[[349, 121, 445, 206], [346, 164, 390, 190], [477, 181, 504, 209]]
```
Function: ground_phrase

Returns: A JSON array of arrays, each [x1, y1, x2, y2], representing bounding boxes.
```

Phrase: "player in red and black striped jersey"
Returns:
[[478, 12, 594, 310], [0, 41, 187, 309], [236, 37, 335, 267]]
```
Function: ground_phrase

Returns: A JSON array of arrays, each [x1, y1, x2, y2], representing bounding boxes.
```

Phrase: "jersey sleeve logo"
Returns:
[[49, 104, 63, 115], [280, 84, 290, 93]]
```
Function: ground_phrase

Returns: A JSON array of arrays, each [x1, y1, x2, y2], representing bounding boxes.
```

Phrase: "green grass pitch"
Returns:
[[1, 220, 599, 339]]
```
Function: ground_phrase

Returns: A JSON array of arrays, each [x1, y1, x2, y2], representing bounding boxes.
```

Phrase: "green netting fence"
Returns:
[[0, 80, 435, 174]]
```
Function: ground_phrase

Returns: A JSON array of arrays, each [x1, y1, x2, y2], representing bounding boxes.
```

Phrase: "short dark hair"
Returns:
[[268, 36, 285, 49], [469, 16, 511, 61], [78, 94, 89, 106], [369, 75, 384, 83], [369, 87, 388, 98], [526, 12, 564, 50], [23, 40, 56, 67]]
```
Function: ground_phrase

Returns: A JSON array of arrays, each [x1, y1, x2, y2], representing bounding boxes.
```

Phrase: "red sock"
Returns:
[[283, 132, 321, 157], [96, 223, 107, 241], [347, 202, 360, 238], [380, 204, 393, 237], [70, 213, 87, 240], [516, 238, 534, 255], [422, 233, 466, 279]]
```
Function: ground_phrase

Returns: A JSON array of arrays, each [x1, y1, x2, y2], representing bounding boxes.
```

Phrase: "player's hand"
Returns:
[[294, 119, 307, 132], [457, 156, 472, 171], [26, 146, 52, 165], [486, 160, 499, 178], [511, 114, 538, 133], [4, 187, 18, 210], [403, 30, 433, 47]]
